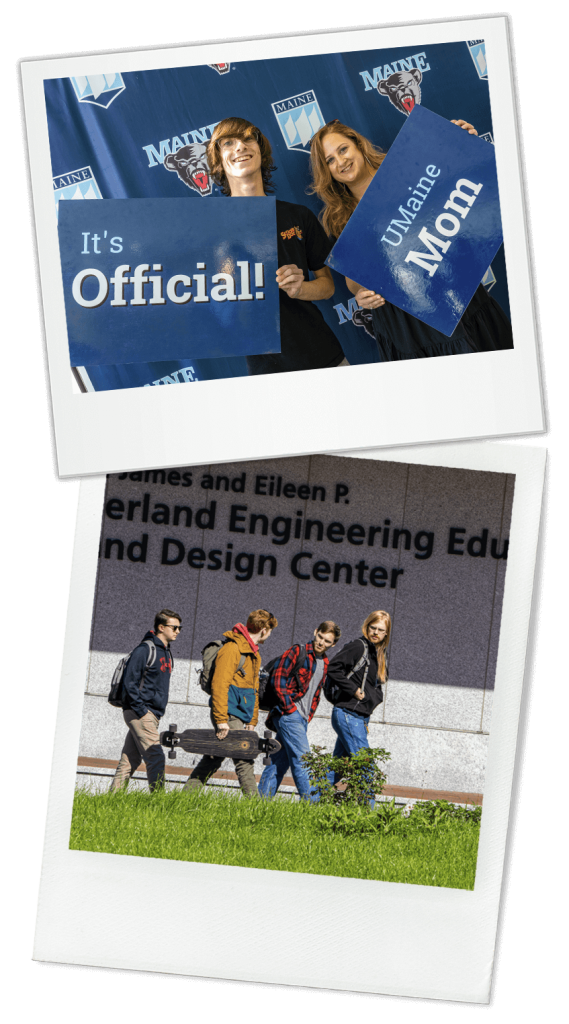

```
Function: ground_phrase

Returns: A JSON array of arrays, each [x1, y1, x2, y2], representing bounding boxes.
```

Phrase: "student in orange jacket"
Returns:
[[184, 609, 278, 796]]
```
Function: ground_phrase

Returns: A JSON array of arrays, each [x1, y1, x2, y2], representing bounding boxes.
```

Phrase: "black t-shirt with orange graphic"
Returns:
[[246, 200, 345, 375]]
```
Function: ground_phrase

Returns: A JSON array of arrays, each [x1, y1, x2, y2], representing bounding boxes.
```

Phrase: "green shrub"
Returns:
[[409, 799, 482, 829], [301, 744, 391, 804]]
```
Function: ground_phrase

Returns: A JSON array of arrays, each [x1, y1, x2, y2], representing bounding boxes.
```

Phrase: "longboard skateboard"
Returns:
[[160, 725, 281, 765]]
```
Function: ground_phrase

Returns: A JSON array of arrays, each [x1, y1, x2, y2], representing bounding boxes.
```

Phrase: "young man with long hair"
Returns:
[[325, 610, 392, 806], [207, 117, 347, 374]]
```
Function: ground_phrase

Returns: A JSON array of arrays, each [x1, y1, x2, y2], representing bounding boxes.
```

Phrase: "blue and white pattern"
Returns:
[[52, 166, 102, 220], [466, 41, 488, 81], [482, 265, 496, 291], [271, 91, 325, 153], [70, 73, 125, 108]]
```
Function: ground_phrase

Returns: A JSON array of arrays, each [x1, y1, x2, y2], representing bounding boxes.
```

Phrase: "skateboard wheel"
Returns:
[[262, 756, 271, 766], [168, 750, 177, 760], [169, 724, 177, 733]]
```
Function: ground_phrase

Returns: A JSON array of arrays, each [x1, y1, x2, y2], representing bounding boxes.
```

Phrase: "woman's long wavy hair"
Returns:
[[207, 117, 277, 196], [308, 122, 386, 238], [362, 610, 391, 684]]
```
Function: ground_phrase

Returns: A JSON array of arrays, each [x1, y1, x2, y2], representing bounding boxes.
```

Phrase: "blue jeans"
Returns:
[[258, 709, 319, 802], [329, 706, 375, 808]]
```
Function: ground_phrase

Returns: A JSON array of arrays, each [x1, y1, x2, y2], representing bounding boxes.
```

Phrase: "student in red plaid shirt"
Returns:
[[259, 621, 341, 801]]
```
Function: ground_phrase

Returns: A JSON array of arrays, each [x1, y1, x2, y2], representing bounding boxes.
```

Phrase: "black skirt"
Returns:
[[355, 285, 513, 361]]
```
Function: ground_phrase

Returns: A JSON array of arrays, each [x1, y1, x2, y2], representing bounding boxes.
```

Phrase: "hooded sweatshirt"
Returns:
[[122, 630, 173, 719], [210, 628, 261, 727], [326, 636, 384, 716]]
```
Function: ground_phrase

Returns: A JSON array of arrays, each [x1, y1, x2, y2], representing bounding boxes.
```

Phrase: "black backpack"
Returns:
[[323, 639, 370, 706], [258, 645, 307, 712]]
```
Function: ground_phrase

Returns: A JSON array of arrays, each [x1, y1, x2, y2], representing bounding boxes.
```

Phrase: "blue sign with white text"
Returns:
[[58, 198, 280, 365], [326, 105, 503, 336]]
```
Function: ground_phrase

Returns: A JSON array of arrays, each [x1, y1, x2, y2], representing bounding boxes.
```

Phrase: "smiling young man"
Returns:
[[111, 609, 181, 792], [258, 621, 341, 801], [206, 117, 347, 375]]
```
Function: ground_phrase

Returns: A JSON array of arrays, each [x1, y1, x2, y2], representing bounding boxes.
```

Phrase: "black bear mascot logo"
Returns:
[[352, 308, 376, 338], [164, 143, 213, 196], [377, 68, 422, 115]]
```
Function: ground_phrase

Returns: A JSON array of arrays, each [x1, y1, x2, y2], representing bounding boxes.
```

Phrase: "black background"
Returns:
[[23, 12, 552, 1011]]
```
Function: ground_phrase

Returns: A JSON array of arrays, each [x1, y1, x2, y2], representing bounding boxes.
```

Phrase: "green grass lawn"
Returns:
[[70, 787, 481, 890]]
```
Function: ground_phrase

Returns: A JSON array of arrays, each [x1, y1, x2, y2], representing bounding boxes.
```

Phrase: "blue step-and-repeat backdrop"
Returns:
[[45, 39, 509, 391]]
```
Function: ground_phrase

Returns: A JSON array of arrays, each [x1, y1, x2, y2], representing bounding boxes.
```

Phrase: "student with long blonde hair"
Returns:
[[309, 119, 513, 361], [325, 610, 391, 806]]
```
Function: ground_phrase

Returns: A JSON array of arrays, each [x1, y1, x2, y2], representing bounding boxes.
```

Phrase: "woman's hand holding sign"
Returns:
[[346, 276, 386, 310], [450, 119, 478, 136], [354, 288, 386, 310]]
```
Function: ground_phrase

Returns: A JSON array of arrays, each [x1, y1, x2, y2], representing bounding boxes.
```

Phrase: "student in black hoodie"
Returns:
[[111, 609, 181, 792], [326, 610, 391, 806]]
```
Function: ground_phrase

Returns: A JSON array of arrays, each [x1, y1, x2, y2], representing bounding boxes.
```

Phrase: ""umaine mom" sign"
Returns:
[[326, 106, 503, 336], [58, 198, 280, 366]]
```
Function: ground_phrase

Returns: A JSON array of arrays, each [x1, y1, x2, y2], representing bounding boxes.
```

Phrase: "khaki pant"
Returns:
[[111, 709, 165, 792], [183, 715, 258, 797]]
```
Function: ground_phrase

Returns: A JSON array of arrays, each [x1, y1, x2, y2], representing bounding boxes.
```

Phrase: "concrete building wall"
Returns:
[[78, 454, 512, 796]]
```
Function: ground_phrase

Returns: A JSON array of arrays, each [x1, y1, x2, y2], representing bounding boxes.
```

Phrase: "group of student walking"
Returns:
[[111, 606, 391, 804], [201, 113, 512, 374]]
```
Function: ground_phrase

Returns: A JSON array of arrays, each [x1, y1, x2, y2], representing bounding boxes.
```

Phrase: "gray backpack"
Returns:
[[108, 639, 156, 708], [198, 637, 249, 695]]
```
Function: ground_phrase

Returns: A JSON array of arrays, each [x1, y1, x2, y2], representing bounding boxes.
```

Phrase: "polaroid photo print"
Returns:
[[34, 440, 545, 1002], [21, 17, 544, 477]]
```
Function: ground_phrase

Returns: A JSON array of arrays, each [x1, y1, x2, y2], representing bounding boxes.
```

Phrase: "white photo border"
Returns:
[[21, 17, 544, 478], [34, 440, 546, 1002]]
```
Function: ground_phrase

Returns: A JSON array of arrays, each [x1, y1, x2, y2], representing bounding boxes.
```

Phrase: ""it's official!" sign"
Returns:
[[58, 198, 281, 365], [326, 106, 503, 336]]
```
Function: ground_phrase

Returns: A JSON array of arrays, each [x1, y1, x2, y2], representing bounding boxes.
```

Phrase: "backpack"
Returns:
[[258, 645, 307, 713], [324, 639, 370, 707], [108, 639, 157, 708], [198, 637, 250, 696]]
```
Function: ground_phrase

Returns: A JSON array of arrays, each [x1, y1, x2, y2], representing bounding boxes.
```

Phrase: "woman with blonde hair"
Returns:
[[309, 119, 513, 361], [325, 610, 391, 805]]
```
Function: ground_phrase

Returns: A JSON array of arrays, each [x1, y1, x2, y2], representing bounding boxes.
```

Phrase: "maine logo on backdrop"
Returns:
[[467, 41, 488, 81], [271, 91, 325, 152], [482, 265, 496, 291], [53, 166, 102, 220], [70, 73, 125, 109], [208, 63, 231, 74], [163, 143, 213, 197], [359, 53, 430, 116]]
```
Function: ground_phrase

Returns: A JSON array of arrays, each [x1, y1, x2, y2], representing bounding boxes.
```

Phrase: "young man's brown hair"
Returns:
[[207, 117, 277, 196], [316, 620, 341, 642], [246, 609, 278, 633], [154, 608, 181, 632]]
